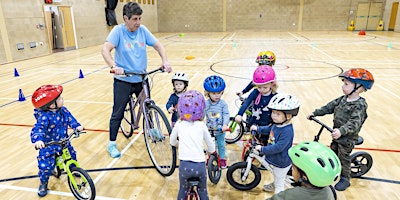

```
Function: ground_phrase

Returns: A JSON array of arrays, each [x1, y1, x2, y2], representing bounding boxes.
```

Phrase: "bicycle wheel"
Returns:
[[143, 104, 176, 176], [350, 151, 373, 178], [207, 155, 222, 184], [225, 117, 244, 144], [226, 161, 261, 191], [68, 167, 96, 200], [120, 99, 134, 138]]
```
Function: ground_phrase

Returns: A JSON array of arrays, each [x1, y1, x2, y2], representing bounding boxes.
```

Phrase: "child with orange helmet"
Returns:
[[30, 85, 84, 197], [170, 90, 215, 199], [307, 68, 374, 191]]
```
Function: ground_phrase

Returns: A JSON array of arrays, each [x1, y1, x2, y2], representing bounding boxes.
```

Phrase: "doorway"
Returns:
[[389, 2, 398, 31], [354, 2, 383, 31], [43, 5, 77, 53]]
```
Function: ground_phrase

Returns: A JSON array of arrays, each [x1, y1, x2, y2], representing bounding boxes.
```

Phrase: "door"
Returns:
[[355, 3, 370, 30], [367, 3, 382, 30], [389, 2, 399, 31], [354, 2, 383, 31], [58, 6, 76, 50]]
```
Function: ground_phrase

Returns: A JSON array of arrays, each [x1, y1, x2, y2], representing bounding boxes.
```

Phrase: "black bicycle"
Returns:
[[112, 67, 176, 177], [309, 116, 373, 178]]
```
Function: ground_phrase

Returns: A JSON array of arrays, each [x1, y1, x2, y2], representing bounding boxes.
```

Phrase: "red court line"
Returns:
[[2, 123, 399, 153], [0, 123, 139, 134]]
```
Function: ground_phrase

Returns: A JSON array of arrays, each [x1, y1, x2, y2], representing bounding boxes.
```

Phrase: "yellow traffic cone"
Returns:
[[377, 20, 383, 31], [348, 20, 355, 31]]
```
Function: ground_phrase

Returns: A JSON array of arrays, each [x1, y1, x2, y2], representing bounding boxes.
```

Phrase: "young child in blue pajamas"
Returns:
[[166, 72, 189, 128], [203, 75, 230, 168], [30, 85, 84, 197], [170, 90, 215, 200]]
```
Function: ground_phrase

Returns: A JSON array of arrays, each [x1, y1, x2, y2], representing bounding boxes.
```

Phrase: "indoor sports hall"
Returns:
[[0, 0, 399, 199]]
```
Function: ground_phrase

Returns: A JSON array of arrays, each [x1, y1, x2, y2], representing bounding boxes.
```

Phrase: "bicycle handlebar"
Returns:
[[35, 129, 86, 150], [309, 116, 333, 133], [110, 67, 165, 77]]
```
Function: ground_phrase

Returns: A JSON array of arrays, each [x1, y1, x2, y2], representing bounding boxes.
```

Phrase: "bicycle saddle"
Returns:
[[187, 177, 201, 187]]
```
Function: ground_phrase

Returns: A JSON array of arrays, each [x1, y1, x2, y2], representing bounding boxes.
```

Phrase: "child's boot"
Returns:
[[38, 182, 48, 197], [220, 159, 227, 169], [335, 176, 350, 191]]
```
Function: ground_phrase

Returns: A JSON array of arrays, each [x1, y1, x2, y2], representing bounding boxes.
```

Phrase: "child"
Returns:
[[30, 85, 84, 197], [170, 90, 215, 200], [267, 141, 341, 200], [235, 65, 278, 145], [166, 72, 189, 127], [307, 68, 374, 191], [253, 93, 300, 194], [236, 50, 276, 96], [203, 75, 230, 168]]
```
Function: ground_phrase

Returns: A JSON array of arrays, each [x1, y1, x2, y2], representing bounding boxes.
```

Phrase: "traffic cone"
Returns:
[[79, 69, 84, 78], [14, 68, 20, 77], [348, 20, 355, 31], [18, 89, 26, 101], [377, 20, 383, 31]]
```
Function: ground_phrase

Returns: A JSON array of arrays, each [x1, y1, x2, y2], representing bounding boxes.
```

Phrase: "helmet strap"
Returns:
[[349, 84, 363, 96]]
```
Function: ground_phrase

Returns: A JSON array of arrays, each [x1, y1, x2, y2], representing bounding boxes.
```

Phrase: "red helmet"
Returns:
[[339, 68, 374, 90], [32, 85, 63, 109]]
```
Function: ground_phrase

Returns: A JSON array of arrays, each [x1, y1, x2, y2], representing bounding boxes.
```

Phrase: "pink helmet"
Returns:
[[178, 90, 206, 121], [253, 65, 276, 85]]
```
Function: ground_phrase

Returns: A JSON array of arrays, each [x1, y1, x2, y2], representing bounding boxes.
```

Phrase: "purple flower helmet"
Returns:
[[178, 90, 206, 121]]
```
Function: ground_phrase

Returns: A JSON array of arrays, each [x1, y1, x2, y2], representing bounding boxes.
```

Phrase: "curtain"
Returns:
[[105, 0, 118, 26]]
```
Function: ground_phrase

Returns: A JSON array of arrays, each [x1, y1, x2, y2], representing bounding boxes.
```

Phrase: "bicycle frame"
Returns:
[[56, 147, 82, 189], [241, 146, 273, 181], [116, 67, 176, 176], [121, 68, 163, 139]]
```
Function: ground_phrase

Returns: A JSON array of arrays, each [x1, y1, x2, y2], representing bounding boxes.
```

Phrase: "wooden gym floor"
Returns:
[[0, 30, 399, 199]]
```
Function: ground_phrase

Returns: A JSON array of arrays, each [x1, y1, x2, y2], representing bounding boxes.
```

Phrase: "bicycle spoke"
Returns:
[[144, 105, 176, 176]]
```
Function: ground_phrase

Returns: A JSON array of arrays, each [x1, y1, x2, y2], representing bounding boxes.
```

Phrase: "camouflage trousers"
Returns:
[[330, 137, 355, 179]]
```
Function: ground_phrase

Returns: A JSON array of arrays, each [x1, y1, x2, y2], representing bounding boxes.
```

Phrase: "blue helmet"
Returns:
[[203, 75, 226, 92]]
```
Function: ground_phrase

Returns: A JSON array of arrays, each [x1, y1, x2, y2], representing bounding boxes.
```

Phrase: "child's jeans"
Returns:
[[215, 132, 226, 159]]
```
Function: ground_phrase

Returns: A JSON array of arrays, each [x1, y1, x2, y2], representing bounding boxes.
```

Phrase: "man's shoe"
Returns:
[[38, 182, 48, 197], [335, 177, 350, 191], [107, 143, 121, 158]]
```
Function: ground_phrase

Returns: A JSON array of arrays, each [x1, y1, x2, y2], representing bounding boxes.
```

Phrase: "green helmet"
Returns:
[[288, 141, 341, 187]]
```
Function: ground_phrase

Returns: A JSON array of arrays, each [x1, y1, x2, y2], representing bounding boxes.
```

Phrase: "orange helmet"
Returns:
[[32, 85, 63, 109], [339, 68, 374, 90]]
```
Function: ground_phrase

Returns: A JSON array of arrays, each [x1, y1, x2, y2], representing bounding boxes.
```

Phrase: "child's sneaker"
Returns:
[[335, 176, 350, 191], [38, 182, 48, 197], [107, 143, 121, 158], [220, 159, 227, 168], [263, 182, 275, 192]]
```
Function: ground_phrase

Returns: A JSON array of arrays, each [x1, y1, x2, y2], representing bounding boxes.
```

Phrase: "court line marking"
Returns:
[[93, 130, 143, 184], [0, 184, 124, 200]]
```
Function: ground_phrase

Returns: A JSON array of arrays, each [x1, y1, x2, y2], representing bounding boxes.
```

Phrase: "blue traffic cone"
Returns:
[[14, 68, 20, 77], [18, 89, 26, 101], [79, 69, 84, 78]]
